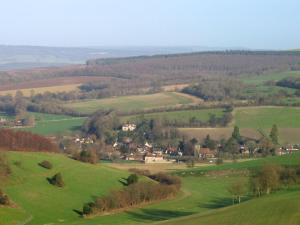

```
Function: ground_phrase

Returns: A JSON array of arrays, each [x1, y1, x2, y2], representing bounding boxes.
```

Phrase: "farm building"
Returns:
[[144, 153, 169, 164], [122, 123, 136, 131], [198, 148, 216, 160]]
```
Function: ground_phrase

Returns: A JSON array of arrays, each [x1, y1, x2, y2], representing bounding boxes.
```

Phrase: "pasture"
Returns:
[[178, 106, 300, 144], [66, 92, 195, 114], [240, 70, 300, 85], [121, 108, 224, 124], [1, 152, 300, 225], [1, 152, 130, 225], [25, 112, 86, 135], [160, 189, 300, 225], [234, 106, 300, 128]]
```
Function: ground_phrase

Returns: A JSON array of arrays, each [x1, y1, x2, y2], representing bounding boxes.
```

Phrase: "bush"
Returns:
[[127, 174, 139, 185], [149, 173, 181, 189], [0, 153, 11, 178], [49, 173, 64, 187], [83, 181, 179, 215], [216, 158, 224, 165], [39, 160, 53, 169], [0, 189, 10, 205], [74, 150, 98, 164], [128, 168, 151, 176]]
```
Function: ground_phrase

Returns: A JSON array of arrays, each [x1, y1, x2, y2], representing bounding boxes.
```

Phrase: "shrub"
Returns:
[[216, 158, 224, 165], [128, 168, 151, 176], [149, 173, 181, 189], [74, 149, 98, 164], [82, 181, 179, 215], [127, 174, 139, 185], [49, 173, 64, 187], [39, 160, 53, 169], [0, 189, 10, 205], [0, 153, 11, 178], [83, 202, 95, 215]]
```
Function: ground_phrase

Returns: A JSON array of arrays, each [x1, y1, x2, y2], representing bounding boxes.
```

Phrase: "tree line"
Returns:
[[82, 172, 181, 216], [0, 129, 58, 152]]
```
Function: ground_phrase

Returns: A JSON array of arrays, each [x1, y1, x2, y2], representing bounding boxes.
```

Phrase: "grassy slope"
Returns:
[[65, 92, 193, 114], [121, 108, 225, 123], [160, 153, 300, 225], [240, 71, 300, 97], [0, 152, 129, 225], [240, 70, 300, 85], [1, 152, 299, 225], [23, 112, 86, 135], [234, 107, 300, 128], [159, 188, 300, 225], [176, 152, 300, 175]]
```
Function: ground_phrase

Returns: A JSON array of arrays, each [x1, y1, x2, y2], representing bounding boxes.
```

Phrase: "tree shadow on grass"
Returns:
[[126, 209, 193, 222], [119, 177, 129, 186], [73, 209, 83, 217], [200, 196, 251, 209], [199, 197, 233, 209]]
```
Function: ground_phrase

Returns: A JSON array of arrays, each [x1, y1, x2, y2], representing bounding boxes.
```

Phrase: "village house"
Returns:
[[122, 123, 136, 132], [198, 148, 216, 160], [74, 137, 94, 145], [144, 153, 169, 164]]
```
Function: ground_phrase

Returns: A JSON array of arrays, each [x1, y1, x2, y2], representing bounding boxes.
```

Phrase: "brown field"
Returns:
[[162, 83, 190, 91], [0, 84, 80, 96], [0, 76, 111, 91], [179, 127, 300, 144]]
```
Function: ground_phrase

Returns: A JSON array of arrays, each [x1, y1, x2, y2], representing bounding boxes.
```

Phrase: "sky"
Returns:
[[1, 0, 300, 49]]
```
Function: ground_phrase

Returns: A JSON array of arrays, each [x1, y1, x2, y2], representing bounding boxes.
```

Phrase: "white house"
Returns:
[[144, 154, 169, 164], [122, 123, 136, 132]]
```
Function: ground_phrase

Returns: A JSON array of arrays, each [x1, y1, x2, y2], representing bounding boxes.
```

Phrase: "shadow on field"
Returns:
[[199, 197, 232, 209], [73, 209, 83, 217], [126, 209, 193, 222]]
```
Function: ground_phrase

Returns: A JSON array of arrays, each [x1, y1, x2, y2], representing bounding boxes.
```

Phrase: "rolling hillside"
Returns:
[[0, 152, 129, 225]]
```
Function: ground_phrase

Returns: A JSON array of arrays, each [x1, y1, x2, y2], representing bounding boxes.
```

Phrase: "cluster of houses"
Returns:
[[0, 117, 24, 127], [74, 136, 94, 145]]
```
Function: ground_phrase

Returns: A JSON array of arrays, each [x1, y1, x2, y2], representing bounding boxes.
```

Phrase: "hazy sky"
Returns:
[[1, 0, 299, 49]]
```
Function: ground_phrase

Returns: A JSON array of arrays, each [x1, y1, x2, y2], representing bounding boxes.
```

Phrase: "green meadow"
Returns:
[[65, 92, 194, 114], [234, 107, 300, 128], [121, 108, 225, 123], [1, 152, 299, 225]]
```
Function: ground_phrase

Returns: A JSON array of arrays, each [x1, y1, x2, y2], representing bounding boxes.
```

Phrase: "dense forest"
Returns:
[[1, 51, 300, 87]]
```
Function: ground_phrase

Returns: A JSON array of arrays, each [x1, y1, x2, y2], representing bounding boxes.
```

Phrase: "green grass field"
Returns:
[[65, 92, 194, 114], [1, 152, 130, 225], [234, 107, 300, 128], [239, 71, 300, 98], [26, 113, 85, 135], [240, 70, 300, 85], [1, 152, 300, 225], [121, 108, 225, 123], [22, 112, 86, 135], [159, 187, 300, 225]]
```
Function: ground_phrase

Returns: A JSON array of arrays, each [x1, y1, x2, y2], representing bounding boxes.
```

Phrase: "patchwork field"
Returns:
[[179, 107, 300, 144], [66, 92, 196, 114], [121, 108, 224, 124]]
